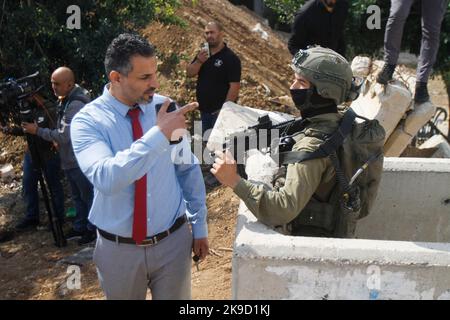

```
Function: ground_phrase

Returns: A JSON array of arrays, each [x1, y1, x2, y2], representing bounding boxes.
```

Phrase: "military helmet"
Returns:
[[291, 46, 354, 105]]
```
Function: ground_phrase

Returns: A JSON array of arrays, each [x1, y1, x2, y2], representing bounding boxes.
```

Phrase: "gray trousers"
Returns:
[[384, 0, 447, 83], [93, 222, 192, 300]]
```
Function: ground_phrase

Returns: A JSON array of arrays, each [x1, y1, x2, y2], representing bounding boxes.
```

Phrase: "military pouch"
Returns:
[[289, 200, 335, 233], [333, 200, 361, 238]]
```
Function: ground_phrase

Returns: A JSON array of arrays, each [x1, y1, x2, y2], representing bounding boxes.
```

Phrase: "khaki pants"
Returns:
[[93, 222, 192, 300]]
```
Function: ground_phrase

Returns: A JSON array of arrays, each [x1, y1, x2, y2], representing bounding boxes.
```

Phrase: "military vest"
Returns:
[[273, 109, 385, 238]]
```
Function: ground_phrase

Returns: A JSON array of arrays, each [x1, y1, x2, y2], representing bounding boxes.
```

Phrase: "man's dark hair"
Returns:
[[104, 33, 155, 76]]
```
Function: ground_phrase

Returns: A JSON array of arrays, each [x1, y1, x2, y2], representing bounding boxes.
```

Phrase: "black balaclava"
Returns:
[[290, 86, 337, 118]]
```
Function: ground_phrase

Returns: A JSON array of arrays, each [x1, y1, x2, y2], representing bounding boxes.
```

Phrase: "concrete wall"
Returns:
[[232, 157, 450, 300], [356, 158, 450, 242]]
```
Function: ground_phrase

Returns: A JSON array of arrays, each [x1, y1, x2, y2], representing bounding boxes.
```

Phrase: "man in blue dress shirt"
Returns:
[[71, 33, 209, 300]]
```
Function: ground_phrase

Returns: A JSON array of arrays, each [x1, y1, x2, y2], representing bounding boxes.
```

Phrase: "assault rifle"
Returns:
[[214, 114, 307, 178]]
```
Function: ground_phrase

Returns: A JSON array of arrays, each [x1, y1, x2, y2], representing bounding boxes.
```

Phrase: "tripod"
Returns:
[[19, 99, 66, 247]]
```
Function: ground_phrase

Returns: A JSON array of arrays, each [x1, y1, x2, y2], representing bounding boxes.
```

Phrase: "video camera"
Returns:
[[0, 71, 66, 247], [0, 71, 43, 125]]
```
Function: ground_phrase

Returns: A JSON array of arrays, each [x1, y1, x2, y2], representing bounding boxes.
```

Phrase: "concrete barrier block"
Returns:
[[384, 102, 436, 157], [351, 56, 372, 78], [356, 158, 450, 242], [350, 79, 412, 141], [233, 157, 450, 299], [245, 150, 279, 185], [419, 135, 450, 158], [206, 102, 294, 152], [233, 203, 450, 300]]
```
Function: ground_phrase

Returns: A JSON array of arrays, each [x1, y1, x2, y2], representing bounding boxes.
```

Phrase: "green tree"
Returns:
[[0, 0, 181, 96]]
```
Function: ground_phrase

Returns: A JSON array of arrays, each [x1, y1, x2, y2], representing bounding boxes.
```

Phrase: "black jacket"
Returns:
[[288, 0, 349, 57]]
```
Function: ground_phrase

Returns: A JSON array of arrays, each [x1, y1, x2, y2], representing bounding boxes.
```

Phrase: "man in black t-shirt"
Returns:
[[288, 0, 349, 57], [186, 21, 241, 138]]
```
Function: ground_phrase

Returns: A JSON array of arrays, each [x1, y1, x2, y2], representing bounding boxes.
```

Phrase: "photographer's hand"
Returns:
[[21, 121, 38, 135]]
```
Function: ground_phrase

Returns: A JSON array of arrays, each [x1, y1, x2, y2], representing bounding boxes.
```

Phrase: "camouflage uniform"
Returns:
[[233, 113, 341, 237], [231, 46, 366, 237]]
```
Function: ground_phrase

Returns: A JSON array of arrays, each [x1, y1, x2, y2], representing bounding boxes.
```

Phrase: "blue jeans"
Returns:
[[22, 151, 64, 222], [65, 167, 94, 232], [200, 111, 219, 138]]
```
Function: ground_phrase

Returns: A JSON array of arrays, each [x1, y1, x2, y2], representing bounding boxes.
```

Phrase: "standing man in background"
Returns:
[[186, 21, 241, 138], [376, 0, 448, 103], [22, 67, 95, 245], [288, 0, 349, 57]]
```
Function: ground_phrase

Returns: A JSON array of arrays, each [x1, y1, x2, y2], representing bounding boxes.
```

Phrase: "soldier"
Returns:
[[211, 46, 384, 237]]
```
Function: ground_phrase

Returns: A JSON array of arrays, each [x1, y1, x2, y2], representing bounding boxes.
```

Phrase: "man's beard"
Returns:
[[208, 40, 218, 48], [137, 89, 155, 104], [323, 0, 336, 9], [137, 95, 153, 104]]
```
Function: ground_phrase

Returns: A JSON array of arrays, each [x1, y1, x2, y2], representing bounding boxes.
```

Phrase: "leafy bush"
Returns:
[[0, 0, 181, 96]]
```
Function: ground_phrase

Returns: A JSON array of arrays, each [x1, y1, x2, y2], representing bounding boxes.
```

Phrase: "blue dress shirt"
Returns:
[[70, 85, 208, 239]]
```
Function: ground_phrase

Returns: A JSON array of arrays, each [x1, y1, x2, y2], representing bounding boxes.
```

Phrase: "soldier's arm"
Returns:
[[233, 158, 329, 226]]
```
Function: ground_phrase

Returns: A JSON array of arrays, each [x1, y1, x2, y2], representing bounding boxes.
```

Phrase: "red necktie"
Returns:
[[128, 107, 147, 244]]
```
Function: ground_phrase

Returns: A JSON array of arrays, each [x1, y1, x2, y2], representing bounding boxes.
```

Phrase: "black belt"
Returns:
[[98, 215, 187, 246]]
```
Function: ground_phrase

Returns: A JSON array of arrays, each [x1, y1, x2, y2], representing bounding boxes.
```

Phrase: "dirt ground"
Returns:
[[0, 0, 449, 300], [0, 183, 239, 300]]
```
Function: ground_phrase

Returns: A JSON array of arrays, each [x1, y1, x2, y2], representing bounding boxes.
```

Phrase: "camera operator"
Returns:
[[21, 67, 95, 245], [0, 97, 65, 231]]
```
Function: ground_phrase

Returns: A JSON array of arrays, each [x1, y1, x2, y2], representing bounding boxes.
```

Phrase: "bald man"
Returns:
[[51, 67, 76, 98], [22, 67, 96, 245]]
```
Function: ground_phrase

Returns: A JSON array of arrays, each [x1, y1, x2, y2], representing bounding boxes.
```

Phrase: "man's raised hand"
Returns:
[[157, 99, 198, 141]]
